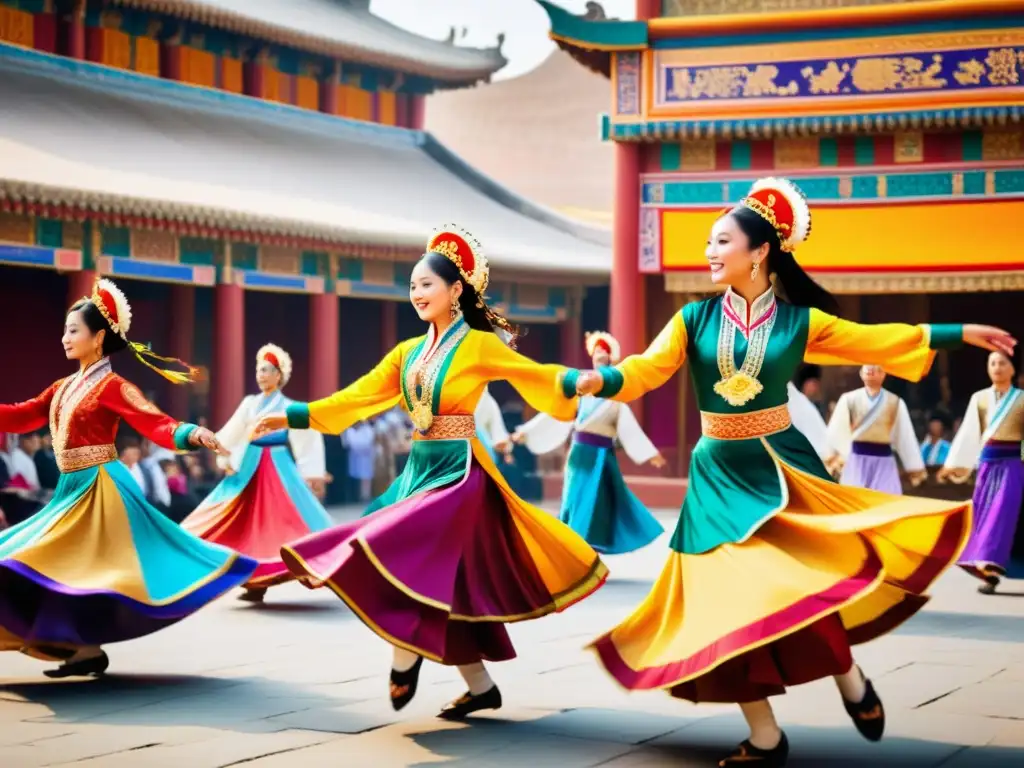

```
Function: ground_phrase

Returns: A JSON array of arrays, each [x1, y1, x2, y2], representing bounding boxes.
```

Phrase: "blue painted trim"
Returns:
[[102, 256, 199, 283], [607, 105, 1023, 141], [0, 43, 421, 151], [239, 270, 317, 292], [0, 244, 59, 268], [650, 15, 1024, 50], [337, 280, 409, 299], [502, 305, 561, 320]]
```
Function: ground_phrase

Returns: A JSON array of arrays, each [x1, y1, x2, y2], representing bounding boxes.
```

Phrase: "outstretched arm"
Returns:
[[101, 379, 203, 452], [514, 411, 574, 455], [478, 333, 579, 422], [0, 381, 63, 435], [283, 343, 405, 435]]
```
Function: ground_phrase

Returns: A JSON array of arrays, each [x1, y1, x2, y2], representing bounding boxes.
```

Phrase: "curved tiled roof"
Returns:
[[0, 46, 609, 280], [111, 0, 507, 85]]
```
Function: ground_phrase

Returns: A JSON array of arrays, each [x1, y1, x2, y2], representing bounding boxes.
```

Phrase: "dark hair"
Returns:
[[728, 206, 841, 316], [420, 251, 523, 347], [68, 298, 128, 356]]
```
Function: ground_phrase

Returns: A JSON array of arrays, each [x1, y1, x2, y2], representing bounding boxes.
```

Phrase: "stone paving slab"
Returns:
[[1, 506, 1023, 767]]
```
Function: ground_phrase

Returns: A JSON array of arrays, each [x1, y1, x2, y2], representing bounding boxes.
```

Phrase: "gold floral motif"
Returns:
[[681, 140, 716, 171], [894, 132, 924, 163], [130, 229, 178, 263], [412, 415, 477, 441], [850, 55, 946, 93], [954, 59, 986, 86], [56, 444, 118, 473], [0, 213, 33, 245], [712, 371, 764, 408], [774, 138, 820, 169], [700, 405, 791, 441], [985, 48, 1020, 86], [981, 130, 1022, 161], [667, 65, 798, 101], [802, 61, 850, 95], [120, 381, 160, 413]]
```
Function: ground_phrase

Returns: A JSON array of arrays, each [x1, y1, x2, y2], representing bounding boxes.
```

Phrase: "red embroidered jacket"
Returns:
[[0, 359, 197, 473]]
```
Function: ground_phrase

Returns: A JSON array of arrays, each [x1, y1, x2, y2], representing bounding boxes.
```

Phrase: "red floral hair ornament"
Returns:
[[739, 177, 812, 254]]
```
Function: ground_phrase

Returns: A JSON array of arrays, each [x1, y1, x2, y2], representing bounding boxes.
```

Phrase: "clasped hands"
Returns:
[[574, 370, 604, 397], [251, 413, 288, 440]]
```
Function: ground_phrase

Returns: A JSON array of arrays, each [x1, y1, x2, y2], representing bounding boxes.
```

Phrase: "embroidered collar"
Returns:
[[723, 287, 777, 338]]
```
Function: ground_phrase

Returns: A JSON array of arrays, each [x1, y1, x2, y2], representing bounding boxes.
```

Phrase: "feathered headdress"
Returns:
[[257, 343, 293, 387], [585, 331, 621, 363], [739, 177, 812, 254], [86, 278, 200, 385]]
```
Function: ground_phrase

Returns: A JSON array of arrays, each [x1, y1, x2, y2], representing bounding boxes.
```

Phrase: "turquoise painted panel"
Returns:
[[853, 137, 875, 165], [962, 131, 983, 162], [660, 143, 681, 171], [727, 180, 749, 203], [662, 181, 723, 205], [538, 0, 648, 48], [887, 172, 952, 198], [337, 257, 362, 281], [819, 138, 839, 167], [488, 284, 505, 303], [851, 176, 878, 199], [393, 262, 412, 286], [730, 141, 752, 170], [102, 227, 130, 259], [549, 287, 567, 308], [963, 171, 987, 195], [794, 177, 841, 199], [995, 170, 1024, 194], [232, 243, 258, 271], [301, 251, 323, 277], [179, 237, 216, 266], [35, 218, 62, 248], [276, 47, 300, 76]]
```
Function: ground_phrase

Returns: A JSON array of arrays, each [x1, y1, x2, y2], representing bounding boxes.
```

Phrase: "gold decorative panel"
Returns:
[[982, 130, 1022, 161], [63, 222, 84, 250], [0, 213, 34, 244], [661, 0, 930, 16], [131, 230, 178, 263], [774, 138, 819, 169], [894, 132, 924, 163], [361, 260, 394, 286], [515, 285, 548, 309], [259, 246, 300, 273], [681, 139, 716, 171]]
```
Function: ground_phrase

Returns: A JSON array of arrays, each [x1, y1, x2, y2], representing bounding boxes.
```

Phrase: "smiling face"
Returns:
[[62, 309, 102, 361], [706, 213, 769, 287], [410, 258, 461, 325], [255, 361, 282, 393], [988, 351, 1014, 385]]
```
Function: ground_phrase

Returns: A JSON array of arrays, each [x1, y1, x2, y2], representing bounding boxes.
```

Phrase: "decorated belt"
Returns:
[[413, 414, 477, 441], [981, 440, 1021, 462], [573, 432, 615, 449], [700, 404, 791, 440], [56, 444, 117, 473], [852, 441, 893, 458]]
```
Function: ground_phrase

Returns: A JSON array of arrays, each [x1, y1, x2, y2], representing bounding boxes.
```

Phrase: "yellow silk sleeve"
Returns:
[[306, 342, 405, 434], [805, 308, 938, 382], [607, 311, 688, 402], [479, 333, 578, 421]]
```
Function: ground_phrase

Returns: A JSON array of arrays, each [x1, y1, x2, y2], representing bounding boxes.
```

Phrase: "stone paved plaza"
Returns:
[[2, 506, 1023, 767]]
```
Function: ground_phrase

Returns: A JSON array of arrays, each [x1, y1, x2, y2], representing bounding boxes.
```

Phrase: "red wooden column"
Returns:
[[167, 284, 195, 419], [637, 0, 661, 19], [309, 292, 340, 400], [212, 264, 245, 429], [381, 300, 398, 355], [69, 0, 86, 59], [409, 95, 425, 130], [66, 269, 96, 309], [610, 143, 644, 357]]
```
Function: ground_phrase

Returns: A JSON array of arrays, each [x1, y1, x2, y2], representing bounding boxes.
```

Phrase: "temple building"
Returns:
[[0, 0, 610, 428], [539, 0, 1024, 474]]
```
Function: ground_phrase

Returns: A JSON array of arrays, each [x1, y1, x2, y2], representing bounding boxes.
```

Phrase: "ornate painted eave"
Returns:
[[111, 0, 507, 85], [0, 44, 610, 280], [600, 106, 1024, 141], [665, 270, 1024, 296], [536, 1, 647, 78]]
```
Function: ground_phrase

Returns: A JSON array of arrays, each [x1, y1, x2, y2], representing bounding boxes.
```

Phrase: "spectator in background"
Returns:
[[33, 430, 59, 493], [10, 433, 41, 492], [120, 439, 172, 517], [342, 420, 377, 503], [920, 415, 951, 467], [795, 364, 828, 420], [160, 458, 197, 524]]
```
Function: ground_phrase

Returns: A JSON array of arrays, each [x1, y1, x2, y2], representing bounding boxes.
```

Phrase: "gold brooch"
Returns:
[[712, 372, 764, 408]]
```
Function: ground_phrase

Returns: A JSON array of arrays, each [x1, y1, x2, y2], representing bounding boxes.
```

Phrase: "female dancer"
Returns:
[[253, 226, 606, 719], [0, 279, 257, 677], [182, 344, 332, 603], [513, 331, 665, 554], [941, 351, 1023, 595], [573, 178, 1014, 767]]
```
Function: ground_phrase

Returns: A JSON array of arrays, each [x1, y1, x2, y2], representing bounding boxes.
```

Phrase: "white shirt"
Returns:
[[10, 448, 40, 490], [127, 458, 172, 507]]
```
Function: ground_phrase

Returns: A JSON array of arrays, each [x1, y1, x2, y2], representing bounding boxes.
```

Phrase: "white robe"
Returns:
[[215, 392, 326, 479], [786, 382, 830, 460], [517, 397, 658, 465], [475, 388, 510, 448], [827, 388, 924, 472]]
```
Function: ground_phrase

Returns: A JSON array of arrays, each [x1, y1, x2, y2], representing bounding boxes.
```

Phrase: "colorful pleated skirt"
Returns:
[[183, 441, 334, 589], [560, 433, 663, 555], [957, 441, 1024, 580], [0, 460, 257, 660], [282, 437, 608, 665], [589, 425, 971, 703]]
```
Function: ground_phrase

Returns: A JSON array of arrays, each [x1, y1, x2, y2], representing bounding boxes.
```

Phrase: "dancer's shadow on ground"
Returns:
[[405, 709, 1024, 767], [0, 673, 358, 733]]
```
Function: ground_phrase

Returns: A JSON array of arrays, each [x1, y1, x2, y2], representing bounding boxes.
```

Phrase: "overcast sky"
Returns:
[[371, 0, 637, 80]]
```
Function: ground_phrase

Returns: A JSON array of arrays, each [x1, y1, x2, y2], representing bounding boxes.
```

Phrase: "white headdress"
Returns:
[[257, 343, 292, 387]]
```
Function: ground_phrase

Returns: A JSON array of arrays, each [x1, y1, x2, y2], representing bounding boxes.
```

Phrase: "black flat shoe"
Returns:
[[43, 651, 109, 679], [978, 574, 1000, 595], [238, 588, 267, 603], [719, 732, 789, 766], [437, 685, 502, 720], [389, 656, 423, 712], [843, 671, 885, 742]]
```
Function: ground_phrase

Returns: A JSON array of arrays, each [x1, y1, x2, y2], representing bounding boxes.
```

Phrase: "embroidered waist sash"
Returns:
[[56, 444, 118, 473], [852, 441, 893, 458], [413, 415, 477, 441], [700, 404, 791, 440], [573, 432, 615, 449]]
